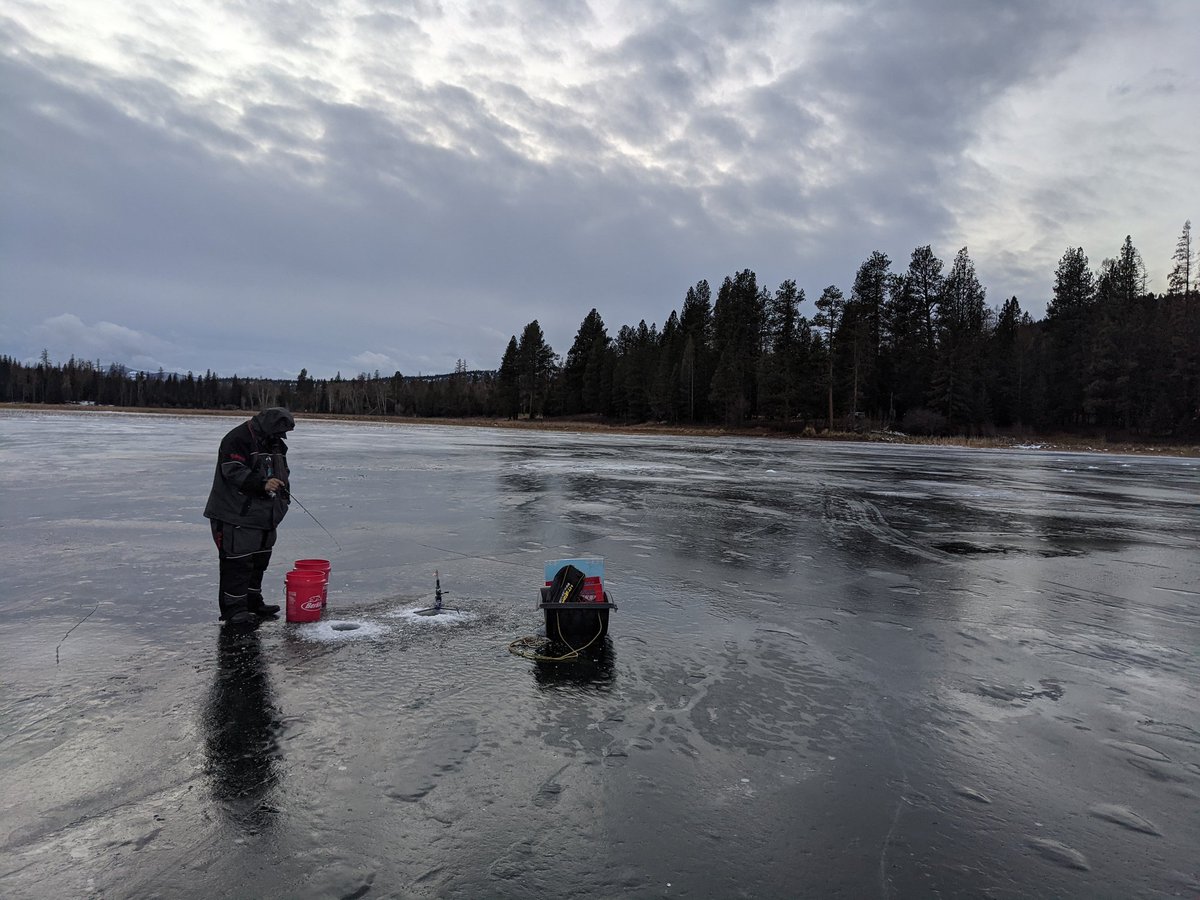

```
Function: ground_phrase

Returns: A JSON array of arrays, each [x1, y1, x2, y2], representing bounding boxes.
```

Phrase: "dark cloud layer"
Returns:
[[1, 0, 1195, 378]]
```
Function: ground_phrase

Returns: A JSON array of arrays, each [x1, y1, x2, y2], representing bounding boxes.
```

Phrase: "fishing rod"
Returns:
[[280, 486, 343, 551]]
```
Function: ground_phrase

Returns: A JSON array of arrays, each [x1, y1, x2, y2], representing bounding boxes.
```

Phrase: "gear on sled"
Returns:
[[538, 559, 617, 644]]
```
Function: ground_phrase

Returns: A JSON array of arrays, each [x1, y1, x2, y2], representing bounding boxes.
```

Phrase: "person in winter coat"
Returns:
[[204, 407, 294, 625]]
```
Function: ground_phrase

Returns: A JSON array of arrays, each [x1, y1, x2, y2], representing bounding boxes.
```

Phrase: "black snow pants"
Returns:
[[211, 520, 278, 615]]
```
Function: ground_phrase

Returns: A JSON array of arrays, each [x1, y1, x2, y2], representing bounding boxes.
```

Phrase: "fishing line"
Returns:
[[56, 601, 100, 664], [281, 486, 343, 551], [280, 487, 531, 571], [406, 540, 529, 570]]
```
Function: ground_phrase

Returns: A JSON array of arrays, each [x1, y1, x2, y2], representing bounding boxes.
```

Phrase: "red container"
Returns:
[[294, 558, 331, 607], [286, 569, 325, 622]]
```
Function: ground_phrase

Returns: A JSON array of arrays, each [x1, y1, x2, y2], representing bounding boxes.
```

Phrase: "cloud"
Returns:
[[2, 0, 1197, 379], [349, 351, 397, 373], [28, 314, 183, 373]]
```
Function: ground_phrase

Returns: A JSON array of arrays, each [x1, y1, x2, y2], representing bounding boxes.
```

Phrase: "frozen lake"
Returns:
[[1, 410, 1197, 898]]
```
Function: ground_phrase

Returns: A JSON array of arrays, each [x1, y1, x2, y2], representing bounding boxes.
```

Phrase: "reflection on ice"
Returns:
[[202, 627, 281, 834], [531, 638, 617, 692]]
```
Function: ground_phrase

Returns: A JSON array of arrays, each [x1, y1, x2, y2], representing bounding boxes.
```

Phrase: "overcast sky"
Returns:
[[2, 1, 1197, 379]]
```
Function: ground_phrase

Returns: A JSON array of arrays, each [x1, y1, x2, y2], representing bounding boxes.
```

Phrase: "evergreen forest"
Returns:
[[3, 226, 1197, 439]]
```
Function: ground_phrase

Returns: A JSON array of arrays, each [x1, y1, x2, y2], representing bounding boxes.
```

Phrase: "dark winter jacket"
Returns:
[[203, 408, 294, 530]]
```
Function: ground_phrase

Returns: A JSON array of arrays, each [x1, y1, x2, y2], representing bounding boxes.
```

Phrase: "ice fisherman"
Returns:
[[204, 407, 295, 625]]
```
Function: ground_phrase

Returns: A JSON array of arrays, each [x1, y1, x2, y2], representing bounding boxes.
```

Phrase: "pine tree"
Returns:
[[1045, 246, 1095, 425], [1168, 220, 1193, 296], [680, 334, 698, 422], [516, 321, 556, 418], [884, 271, 931, 424], [1086, 237, 1145, 428], [651, 311, 684, 421], [1165, 221, 1200, 433], [679, 280, 714, 421], [989, 296, 1024, 427], [612, 321, 658, 422], [710, 271, 765, 425], [847, 251, 891, 419], [582, 333, 612, 415], [813, 285, 845, 430], [562, 309, 610, 415], [906, 245, 944, 355], [932, 247, 989, 427], [496, 336, 521, 419], [759, 280, 804, 420]]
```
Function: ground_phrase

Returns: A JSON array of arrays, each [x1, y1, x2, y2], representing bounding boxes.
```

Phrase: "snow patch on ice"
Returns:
[[388, 605, 474, 625], [294, 619, 388, 641]]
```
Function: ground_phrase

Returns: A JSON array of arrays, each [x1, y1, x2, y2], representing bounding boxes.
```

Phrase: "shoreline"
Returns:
[[3, 402, 1197, 457]]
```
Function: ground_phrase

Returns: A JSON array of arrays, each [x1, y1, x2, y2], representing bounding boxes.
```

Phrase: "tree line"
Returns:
[[497, 224, 1197, 436], [3, 223, 1196, 437], [0, 354, 498, 419]]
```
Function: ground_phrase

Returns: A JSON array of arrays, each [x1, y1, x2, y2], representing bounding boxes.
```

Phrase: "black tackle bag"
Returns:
[[548, 564, 587, 604]]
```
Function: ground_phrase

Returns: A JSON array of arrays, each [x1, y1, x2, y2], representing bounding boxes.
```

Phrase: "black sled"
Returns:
[[538, 563, 617, 646]]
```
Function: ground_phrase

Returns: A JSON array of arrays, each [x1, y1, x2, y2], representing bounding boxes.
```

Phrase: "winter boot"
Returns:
[[246, 590, 280, 618], [220, 593, 257, 626]]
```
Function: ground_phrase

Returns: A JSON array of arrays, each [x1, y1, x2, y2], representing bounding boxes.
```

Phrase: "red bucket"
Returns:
[[294, 558, 331, 607], [286, 569, 325, 622]]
